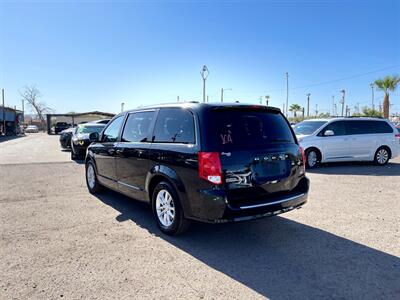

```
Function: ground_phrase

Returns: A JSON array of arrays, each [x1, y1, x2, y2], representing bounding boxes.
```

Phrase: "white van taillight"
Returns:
[[198, 152, 223, 185]]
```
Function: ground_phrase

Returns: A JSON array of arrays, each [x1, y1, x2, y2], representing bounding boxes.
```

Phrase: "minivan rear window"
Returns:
[[208, 109, 295, 150]]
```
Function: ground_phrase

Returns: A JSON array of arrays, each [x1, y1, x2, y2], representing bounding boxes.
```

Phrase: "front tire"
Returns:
[[374, 147, 390, 166], [85, 161, 103, 194], [305, 148, 320, 169], [152, 181, 191, 235]]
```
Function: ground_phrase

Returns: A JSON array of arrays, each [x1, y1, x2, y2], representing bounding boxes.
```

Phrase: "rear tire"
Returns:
[[374, 147, 390, 166], [85, 161, 103, 194], [152, 181, 191, 235], [305, 148, 320, 169]]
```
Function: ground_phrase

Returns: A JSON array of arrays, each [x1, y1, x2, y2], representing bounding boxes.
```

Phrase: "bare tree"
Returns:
[[20, 86, 53, 125]]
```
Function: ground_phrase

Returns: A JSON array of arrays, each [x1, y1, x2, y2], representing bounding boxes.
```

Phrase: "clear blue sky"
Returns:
[[1, 0, 399, 115]]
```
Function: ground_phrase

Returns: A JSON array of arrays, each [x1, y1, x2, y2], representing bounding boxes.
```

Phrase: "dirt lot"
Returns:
[[1, 133, 399, 299]]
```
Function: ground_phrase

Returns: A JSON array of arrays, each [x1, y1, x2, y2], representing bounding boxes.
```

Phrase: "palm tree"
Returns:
[[374, 75, 400, 118], [289, 104, 302, 117]]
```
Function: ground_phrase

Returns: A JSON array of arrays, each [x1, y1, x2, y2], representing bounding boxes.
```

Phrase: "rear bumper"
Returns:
[[188, 177, 309, 223]]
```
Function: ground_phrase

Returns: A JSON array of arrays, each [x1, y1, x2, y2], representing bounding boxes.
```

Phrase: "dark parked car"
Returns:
[[85, 103, 309, 235], [54, 122, 71, 134], [71, 123, 106, 159], [59, 127, 76, 149]]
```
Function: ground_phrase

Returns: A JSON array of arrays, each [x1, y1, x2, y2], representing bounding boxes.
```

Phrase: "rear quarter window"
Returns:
[[153, 108, 195, 144], [373, 121, 393, 133], [206, 109, 295, 150]]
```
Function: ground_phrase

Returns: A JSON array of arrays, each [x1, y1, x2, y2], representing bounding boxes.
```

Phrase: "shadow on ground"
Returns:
[[307, 161, 400, 176], [0, 135, 25, 143], [94, 190, 400, 299]]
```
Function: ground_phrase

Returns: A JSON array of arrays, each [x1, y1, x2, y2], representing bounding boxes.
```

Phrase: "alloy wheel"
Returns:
[[155, 189, 175, 227], [87, 164, 96, 189], [307, 151, 317, 168], [376, 149, 389, 165]]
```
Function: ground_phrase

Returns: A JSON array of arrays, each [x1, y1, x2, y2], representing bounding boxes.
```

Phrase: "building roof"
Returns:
[[46, 111, 115, 117]]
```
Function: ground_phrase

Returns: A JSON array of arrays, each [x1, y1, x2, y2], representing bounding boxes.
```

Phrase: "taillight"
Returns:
[[300, 146, 306, 172], [198, 152, 223, 185], [396, 133, 400, 144]]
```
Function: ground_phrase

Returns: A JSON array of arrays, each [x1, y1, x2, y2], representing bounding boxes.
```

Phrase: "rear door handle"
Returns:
[[108, 148, 116, 155]]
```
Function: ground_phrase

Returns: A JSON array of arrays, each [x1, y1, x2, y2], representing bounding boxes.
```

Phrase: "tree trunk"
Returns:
[[383, 93, 389, 118]]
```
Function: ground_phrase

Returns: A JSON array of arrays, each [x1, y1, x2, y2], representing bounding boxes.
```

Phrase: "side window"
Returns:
[[320, 121, 346, 136], [153, 108, 195, 144], [121, 111, 155, 142], [102, 116, 124, 142], [346, 121, 374, 135], [373, 121, 393, 133]]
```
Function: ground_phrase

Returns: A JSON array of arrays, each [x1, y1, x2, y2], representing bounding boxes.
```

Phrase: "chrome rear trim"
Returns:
[[239, 193, 305, 210]]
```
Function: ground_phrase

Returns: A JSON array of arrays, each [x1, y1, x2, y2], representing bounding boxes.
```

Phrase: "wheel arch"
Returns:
[[145, 165, 188, 203]]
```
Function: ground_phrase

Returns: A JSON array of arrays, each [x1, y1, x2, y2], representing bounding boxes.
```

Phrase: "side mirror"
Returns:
[[324, 130, 334, 136], [89, 132, 100, 142]]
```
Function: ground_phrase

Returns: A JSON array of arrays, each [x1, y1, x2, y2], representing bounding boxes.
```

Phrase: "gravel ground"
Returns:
[[1, 133, 399, 299]]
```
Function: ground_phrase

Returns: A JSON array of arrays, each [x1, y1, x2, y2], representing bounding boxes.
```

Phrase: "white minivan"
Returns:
[[294, 117, 400, 168]]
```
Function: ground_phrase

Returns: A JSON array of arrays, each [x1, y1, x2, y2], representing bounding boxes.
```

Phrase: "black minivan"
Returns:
[[85, 103, 309, 235]]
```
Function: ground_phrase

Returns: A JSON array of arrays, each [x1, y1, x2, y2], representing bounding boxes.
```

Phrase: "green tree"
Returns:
[[374, 75, 400, 118], [289, 104, 302, 117]]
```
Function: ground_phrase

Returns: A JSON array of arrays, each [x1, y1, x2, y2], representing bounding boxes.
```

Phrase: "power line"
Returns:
[[234, 65, 400, 94]]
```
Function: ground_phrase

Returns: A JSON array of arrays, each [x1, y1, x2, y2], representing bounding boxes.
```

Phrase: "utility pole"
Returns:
[[302, 107, 305, 120], [207, 95, 209, 102], [265, 95, 270, 106], [285, 72, 289, 117], [334, 103, 337, 116], [220, 88, 231, 103], [332, 95, 335, 116], [2, 89, 5, 135], [370, 83, 375, 110], [121, 102, 125, 112], [282, 102, 285, 114], [315, 104, 318, 116], [177, 96, 180, 102], [340, 89, 346, 117], [306, 93, 311, 117], [200, 65, 209, 103], [345, 105, 349, 117]]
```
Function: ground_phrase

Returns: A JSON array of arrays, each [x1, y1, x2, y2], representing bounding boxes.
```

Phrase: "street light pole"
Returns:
[[221, 88, 232, 102], [340, 89, 346, 117], [306, 93, 311, 117], [121, 102, 125, 113], [200, 65, 209, 103], [370, 83, 375, 110], [265, 95, 270, 106], [285, 72, 289, 117]]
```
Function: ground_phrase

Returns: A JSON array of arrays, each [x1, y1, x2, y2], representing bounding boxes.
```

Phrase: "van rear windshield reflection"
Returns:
[[211, 110, 295, 150]]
